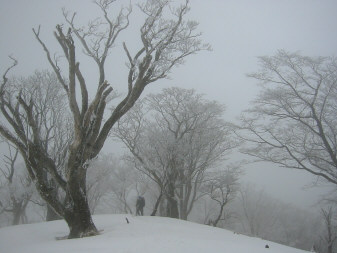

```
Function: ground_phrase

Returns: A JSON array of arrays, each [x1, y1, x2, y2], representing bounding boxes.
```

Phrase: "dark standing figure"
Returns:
[[136, 196, 145, 216]]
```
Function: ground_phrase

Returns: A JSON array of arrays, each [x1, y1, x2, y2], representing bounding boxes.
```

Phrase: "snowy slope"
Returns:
[[0, 214, 309, 253]]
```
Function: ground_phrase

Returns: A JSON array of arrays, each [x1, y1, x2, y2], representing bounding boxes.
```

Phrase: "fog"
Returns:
[[1, 0, 337, 213]]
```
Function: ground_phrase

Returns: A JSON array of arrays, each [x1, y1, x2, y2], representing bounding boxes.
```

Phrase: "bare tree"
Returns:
[[113, 101, 172, 216], [237, 184, 281, 238], [109, 163, 138, 215], [85, 153, 146, 215], [86, 154, 115, 214], [237, 50, 337, 187], [318, 207, 337, 253], [228, 184, 321, 250], [203, 166, 241, 227], [1, 0, 209, 238], [114, 87, 238, 219], [0, 143, 34, 225]]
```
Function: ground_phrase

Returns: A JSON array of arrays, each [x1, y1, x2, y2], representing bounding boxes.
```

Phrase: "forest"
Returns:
[[0, 0, 336, 252]]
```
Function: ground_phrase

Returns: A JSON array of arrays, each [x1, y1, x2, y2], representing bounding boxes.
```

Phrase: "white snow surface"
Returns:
[[0, 214, 309, 253]]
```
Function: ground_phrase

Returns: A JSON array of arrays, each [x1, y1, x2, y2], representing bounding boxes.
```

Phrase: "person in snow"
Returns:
[[136, 196, 145, 216]]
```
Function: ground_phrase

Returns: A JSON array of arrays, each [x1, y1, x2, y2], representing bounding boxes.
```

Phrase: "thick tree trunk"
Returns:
[[36, 165, 98, 238], [64, 210, 97, 239], [63, 193, 98, 238], [64, 162, 98, 238]]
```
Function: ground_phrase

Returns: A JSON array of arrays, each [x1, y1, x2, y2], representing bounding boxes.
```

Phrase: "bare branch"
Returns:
[[239, 51, 337, 187], [32, 26, 68, 92]]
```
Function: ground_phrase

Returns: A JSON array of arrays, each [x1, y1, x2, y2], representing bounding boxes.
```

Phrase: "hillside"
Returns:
[[0, 214, 309, 253]]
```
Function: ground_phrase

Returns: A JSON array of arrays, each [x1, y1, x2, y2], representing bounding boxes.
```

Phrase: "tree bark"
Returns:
[[63, 188, 98, 238], [64, 209, 97, 239], [64, 162, 98, 238]]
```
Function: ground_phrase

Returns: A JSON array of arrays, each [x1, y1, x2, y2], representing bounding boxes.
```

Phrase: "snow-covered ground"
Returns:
[[0, 214, 309, 253]]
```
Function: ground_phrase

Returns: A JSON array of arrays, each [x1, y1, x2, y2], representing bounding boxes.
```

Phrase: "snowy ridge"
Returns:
[[0, 214, 309, 253]]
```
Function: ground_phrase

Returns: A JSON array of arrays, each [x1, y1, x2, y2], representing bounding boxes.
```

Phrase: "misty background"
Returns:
[[1, 0, 337, 250], [2, 0, 336, 209]]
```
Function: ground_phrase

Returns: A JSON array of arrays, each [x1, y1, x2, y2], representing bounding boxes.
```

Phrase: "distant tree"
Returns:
[[86, 154, 143, 214], [0, 0, 209, 238], [109, 163, 138, 215], [0, 70, 70, 223], [237, 185, 280, 238], [230, 184, 320, 250], [114, 87, 238, 219], [275, 203, 321, 250], [202, 166, 241, 227], [317, 207, 337, 253], [238, 51, 337, 187], [86, 153, 149, 215], [113, 101, 167, 216], [85, 154, 115, 214], [0, 143, 34, 225]]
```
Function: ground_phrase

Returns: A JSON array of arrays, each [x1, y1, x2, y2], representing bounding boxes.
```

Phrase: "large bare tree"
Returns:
[[0, 0, 209, 238], [115, 87, 238, 219], [237, 50, 337, 187]]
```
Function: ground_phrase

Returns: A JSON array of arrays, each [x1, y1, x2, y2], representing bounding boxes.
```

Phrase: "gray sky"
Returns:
[[1, 0, 337, 210]]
